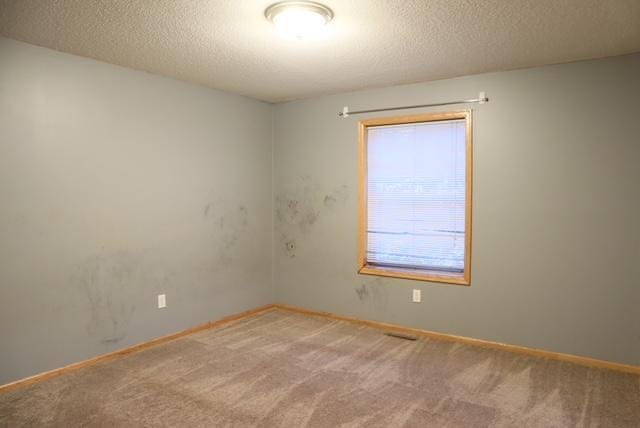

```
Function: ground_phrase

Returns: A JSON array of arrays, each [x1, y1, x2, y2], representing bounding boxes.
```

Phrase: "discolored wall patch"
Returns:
[[203, 200, 250, 265], [355, 284, 369, 301], [355, 277, 389, 314], [275, 176, 350, 259], [72, 251, 141, 345], [284, 240, 296, 258], [275, 176, 321, 234], [323, 184, 349, 209]]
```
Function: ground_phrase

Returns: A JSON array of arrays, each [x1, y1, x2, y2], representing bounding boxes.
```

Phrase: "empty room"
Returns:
[[1, 1, 639, 426]]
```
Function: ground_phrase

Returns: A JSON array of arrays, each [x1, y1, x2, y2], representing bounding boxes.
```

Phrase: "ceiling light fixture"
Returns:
[[265, 1, 334, 39]]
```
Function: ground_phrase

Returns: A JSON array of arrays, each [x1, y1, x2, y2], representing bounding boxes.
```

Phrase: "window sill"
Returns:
[[358, 265, 470, 286]]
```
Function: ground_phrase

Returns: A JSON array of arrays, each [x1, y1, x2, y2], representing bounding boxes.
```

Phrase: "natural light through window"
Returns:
[[358, 112, 472, 285]]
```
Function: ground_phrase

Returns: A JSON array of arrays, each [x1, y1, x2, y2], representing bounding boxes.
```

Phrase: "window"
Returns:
[[358, 111, 472, 285]]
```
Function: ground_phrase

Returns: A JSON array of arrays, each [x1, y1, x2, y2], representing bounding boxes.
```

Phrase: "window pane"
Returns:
[[367, 119, 466, 272]]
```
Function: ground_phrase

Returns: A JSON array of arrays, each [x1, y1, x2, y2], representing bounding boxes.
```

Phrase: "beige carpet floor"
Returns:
[[1, 309, 639, 427]]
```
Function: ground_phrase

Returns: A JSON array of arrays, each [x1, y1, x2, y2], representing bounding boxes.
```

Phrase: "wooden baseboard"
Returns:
[[273, 304, 640, 375], [0, 304, 276, 394], [3, 301, 637, 395]]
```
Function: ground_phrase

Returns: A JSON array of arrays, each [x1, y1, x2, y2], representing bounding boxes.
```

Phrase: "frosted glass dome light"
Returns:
[[265, 1, 334, 39]]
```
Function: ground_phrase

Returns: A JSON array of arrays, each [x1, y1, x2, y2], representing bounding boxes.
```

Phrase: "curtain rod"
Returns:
[[338, 92, 488, 117]]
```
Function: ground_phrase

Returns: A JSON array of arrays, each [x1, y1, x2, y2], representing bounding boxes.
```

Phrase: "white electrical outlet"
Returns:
[[412, 289, 421, 303], [157, 294, 166, 309]]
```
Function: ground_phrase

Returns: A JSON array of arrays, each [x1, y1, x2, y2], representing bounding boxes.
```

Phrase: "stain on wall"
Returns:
[[323, 185, 349, 209], [355, 284, 369, 301], [72, 251, 141, 345], [284, 240, 296, 258], [203, 200, 250, 265], [275, 176, 350, 258], [275, 175, 321, 234], [355, 278, 389, 314]]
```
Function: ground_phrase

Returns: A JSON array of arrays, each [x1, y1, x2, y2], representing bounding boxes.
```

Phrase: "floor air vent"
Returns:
[[385, 332, 417, 341]]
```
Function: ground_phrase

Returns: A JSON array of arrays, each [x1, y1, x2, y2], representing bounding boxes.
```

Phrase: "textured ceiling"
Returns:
[[1, 0, 640, 102]]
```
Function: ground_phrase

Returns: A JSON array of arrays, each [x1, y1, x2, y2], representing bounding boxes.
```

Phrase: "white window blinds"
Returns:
[[366, 119, 466, 273]]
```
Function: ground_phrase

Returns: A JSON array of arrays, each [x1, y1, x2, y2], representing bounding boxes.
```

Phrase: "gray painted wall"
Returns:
[[0, 38, 273, 384], [273, 53, 640, 366], [1, 37, 638, 385]]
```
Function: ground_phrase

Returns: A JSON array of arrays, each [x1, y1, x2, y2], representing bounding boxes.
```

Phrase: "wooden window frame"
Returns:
[[357, 110, 473, 286]]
